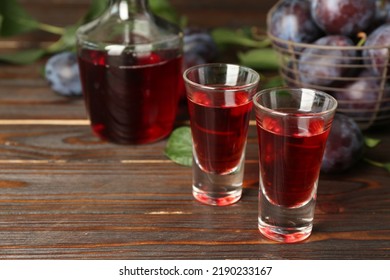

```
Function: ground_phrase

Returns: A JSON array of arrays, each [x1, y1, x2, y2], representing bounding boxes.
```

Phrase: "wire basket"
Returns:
[[267, 5, 390, 130]]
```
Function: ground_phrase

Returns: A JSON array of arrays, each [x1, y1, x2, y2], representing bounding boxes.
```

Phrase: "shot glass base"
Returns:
[[258, 220, 312, 243], [193, 186, 242, 206], [192, 155, 245, 206], [258, 188, 316, 243]]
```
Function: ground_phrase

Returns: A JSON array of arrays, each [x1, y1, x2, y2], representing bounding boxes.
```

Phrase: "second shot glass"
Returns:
[[183, 63, 260, 206], [253, 87, 337, 242]]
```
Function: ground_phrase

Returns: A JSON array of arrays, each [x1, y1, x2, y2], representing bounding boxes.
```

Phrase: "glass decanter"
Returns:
[[76, 0, 183, 144]]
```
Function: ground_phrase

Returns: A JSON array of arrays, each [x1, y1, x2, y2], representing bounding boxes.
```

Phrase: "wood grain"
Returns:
[[0, 122, 388, 259]]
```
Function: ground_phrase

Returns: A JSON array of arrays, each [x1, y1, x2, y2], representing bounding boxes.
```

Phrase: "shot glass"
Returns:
[[253, 88, 337, 242], [183, 63, 260, 206]]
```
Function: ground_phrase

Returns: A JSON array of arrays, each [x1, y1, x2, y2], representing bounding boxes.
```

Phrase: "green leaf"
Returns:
[[384, 163, 390, 173], [10, 18, 65, 35], [39, 0, 108, 55], [263, 75, 284, 89], [0, 0, 39, 37], [212, 28, 271, 48], [81, 0, 109, 24], [150, 0, 182, 25], [46, 25, 79, 53], [0, 48, 46, 64], [164, 126, 193, 167], [364, 158, 390, 173], [238, 48, 280, 70], [364, 136, 382, 148]]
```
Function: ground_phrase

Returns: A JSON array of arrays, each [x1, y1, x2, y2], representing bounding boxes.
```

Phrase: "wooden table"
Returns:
[[0, 0, 389, 260]]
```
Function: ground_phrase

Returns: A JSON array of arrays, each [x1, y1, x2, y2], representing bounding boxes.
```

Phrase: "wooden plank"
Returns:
[[0, 161, 388, 259], [0, 124, 260, 160], [0, 122, 388, 259], [16, 0, 276, 28]]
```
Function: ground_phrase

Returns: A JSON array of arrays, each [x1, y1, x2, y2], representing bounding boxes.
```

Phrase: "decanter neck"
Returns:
[[108, 0, 150, 18]]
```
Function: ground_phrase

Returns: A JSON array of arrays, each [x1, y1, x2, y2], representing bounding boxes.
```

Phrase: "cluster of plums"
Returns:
[[268, 0, 390, 127]]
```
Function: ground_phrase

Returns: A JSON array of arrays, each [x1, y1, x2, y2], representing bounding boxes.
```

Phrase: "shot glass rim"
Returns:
[[183, 63, 260, 92], [253, 87, 338, 117]]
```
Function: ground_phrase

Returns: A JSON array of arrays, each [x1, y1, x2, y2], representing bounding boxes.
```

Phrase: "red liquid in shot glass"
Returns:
[[187, 90, 253, 174], [78, 48, 182, 144], [257, 112, 330, 208]]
